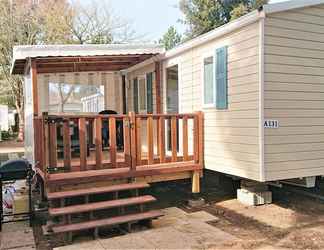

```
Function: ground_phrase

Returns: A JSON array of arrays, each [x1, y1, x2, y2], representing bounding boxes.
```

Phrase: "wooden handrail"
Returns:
[[35, 112, 204, 175]]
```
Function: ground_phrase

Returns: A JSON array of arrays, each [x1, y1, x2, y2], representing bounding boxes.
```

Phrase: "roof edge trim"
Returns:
[[263, 0, 324, 14], [164, 10, 262, 59]]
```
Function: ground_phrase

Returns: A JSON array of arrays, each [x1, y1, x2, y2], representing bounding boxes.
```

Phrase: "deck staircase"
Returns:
[[44, 182, 163, 243]]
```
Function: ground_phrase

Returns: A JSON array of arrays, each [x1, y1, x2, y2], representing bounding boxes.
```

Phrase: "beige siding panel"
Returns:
[[205, 156, 260, 181], [266, 168, 324, 181], [265, 151, 324, 163], [264, 5, 324, 181], [265, 46, 324, 60], [206, 127, 259, 136], [166, 21, 261, 180], [266, 134, 324, 145], [266, 26, 324, 43], [265, 143, 324, 154], [264, 82, 324, 92], [266, 64, 324, 76], [265, 109, 324, 118], [294, 7, 324, 17], [265, 126, 324, 136], [264, 100, 324, 109], [266, 17, 324, 34], [269, 11, 324, 25], [265, 36, 324, 53], [265, 91, 324, 100], [205, 109, 258, 119]]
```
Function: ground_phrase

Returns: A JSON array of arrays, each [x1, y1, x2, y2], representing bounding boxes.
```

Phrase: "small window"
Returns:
[[138, 76, 147, 113], [215, 46, 228, 110], [203, 56, 215, 107]]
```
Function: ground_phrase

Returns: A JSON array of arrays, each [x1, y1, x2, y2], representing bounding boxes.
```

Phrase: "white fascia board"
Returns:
[[12, 44, 164, 59], [263, 0, 324, 14], [123, 54, 164, 74], [164, 10, 262, 59]]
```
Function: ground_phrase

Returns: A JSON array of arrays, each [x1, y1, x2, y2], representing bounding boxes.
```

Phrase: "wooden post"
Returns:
[[63, 119, 71, 171], [192, 171, 200, 194], [155, 62, 162, 114], [197, 111, 204, 166], [79, 118, 87, 171], [193, 114, 199, 164], [31, 60, 39, 116], [182, 116, 189, 161], [129, 112, 137, 172], [43, 114, 49, 179], [124, 117, 131, 165], [147, 117, 154, 165], [109, 117, 117, 168], [158, 116, 165, 163], [48, 122, 57, 170], [95, 117, 103, 169], [136, 117, 142, 165], [171, 116, 177, 162]]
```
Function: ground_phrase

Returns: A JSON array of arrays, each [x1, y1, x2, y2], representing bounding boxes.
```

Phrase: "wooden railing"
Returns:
[[34, 112, 204, 179]]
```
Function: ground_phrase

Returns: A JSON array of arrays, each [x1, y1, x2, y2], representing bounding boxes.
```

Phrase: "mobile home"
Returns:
[[9, 0, 324, 238]]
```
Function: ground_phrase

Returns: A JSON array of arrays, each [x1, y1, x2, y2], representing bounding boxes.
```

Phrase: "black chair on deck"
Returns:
[[99, 110, 124, 150]]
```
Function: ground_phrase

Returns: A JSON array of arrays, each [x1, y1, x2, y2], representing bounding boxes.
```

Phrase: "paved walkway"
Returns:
[[54, 207, 240, 250]]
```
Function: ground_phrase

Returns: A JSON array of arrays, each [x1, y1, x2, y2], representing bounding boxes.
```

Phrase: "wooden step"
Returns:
[[52, 210, 163, 234], [47, 182, 150, 200], [49, 195, 156, 217]]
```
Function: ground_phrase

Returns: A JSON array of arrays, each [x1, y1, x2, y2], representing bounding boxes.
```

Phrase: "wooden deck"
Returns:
[[34, 112, 204, 191]]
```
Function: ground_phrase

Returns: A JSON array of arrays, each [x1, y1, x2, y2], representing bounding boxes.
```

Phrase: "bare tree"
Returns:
[[69, 0, 140, 44], [0, 0, 40, 140], [0, 0, 141, 140]]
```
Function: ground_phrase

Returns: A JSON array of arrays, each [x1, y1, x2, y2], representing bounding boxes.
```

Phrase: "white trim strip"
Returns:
[[164, 10, 261, 59], [259, 18, 265, 182], [263, 0, 324, 14]]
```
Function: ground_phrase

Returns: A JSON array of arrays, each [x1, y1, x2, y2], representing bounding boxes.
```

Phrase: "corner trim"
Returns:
[[259, 18, 265, 182]]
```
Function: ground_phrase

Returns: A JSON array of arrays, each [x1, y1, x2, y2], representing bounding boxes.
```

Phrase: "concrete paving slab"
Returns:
[[99, 233, 155, 249], [55, 240, 105, 250], [1, 221, 35, 250], [140, 226, 197, 249], [54, 207, 241, 250]]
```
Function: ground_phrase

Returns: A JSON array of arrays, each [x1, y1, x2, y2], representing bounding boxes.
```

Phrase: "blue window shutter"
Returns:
[[133, 78, 139, 113], [215, 46, 228, 109], [146, 72, 153, 113]]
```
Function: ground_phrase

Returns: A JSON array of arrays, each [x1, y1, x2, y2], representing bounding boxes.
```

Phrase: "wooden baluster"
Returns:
[[95, 117, 103, 169], [171, 116, 177, 162], [43, 117, 49, 179], [49, 122, 57, 170], [79, 118, 87, 171], [129, 112, 137, 171], [136, 117, 142, 165], [147, 117, 154, 165], [124, 117, 131, 165], [109, 117, 117, 168], [63, 119, 71, 172], [37, 118, 44, 172], [158, 116, 165, 163], [33, 118, 40, 169], [182, 116, 189, 161], [193, 115, 199, 164]]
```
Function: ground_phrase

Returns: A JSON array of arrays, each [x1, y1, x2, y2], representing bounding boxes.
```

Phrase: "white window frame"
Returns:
[[137, 75, 147, 113], [201, 53, 216, 108]]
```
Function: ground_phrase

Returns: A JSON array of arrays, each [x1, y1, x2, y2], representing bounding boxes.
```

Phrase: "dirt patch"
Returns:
[[33, 171, 324, 250]]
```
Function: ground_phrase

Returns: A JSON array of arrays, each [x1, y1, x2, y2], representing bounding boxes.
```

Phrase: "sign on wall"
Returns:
[[264, 120, 279, 129]]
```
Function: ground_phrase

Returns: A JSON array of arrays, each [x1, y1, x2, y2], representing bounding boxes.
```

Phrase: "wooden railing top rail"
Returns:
[[41, 113, 129, 120], [39, 113, 197, 120]]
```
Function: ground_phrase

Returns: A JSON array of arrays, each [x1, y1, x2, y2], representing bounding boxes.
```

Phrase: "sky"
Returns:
[[80, 0, 288, 42]]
